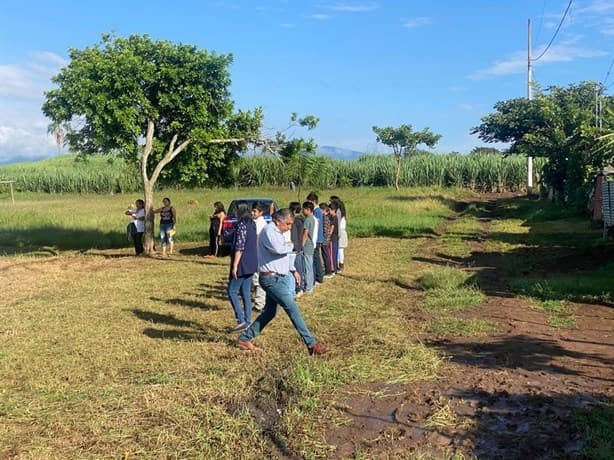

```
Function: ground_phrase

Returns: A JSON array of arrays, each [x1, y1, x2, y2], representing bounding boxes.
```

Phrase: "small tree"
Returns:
[[42, 33, 262, 253], [261, 113, 319, 198], [372, 124, 441, 190]]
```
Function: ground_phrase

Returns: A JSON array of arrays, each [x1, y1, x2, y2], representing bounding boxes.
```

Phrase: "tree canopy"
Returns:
[[42, 33, 262, 252], [471, 81, 614, 205], [372, 124, 441, 190]]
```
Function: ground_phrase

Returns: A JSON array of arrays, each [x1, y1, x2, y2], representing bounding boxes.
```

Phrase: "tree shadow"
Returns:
[[430, 334, 613, 382], [0, 226, 126, 252]]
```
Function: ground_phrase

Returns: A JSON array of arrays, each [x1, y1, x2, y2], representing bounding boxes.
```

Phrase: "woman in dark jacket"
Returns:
[[227, 202, 258, 332]]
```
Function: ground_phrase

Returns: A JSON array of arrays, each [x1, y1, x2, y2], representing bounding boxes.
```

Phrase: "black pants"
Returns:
[[321, 241, 335, 275], [134, 232, 144, 255], [313, 243, 324, 281], [209, 228, 220, 256]]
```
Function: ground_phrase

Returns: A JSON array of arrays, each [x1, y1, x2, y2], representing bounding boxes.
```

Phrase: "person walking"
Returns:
[[204, 201, 225, 258], [237, 209, 327, 356], [153, 197, 176, 257], [227, 203, 258, 332]]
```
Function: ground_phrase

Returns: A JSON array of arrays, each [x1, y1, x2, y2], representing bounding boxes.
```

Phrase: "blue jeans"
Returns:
[[303, 253, 314, 292], [239, 273, 316, 348], [228, 275, 253, 325], [160, 222, 174, 246]]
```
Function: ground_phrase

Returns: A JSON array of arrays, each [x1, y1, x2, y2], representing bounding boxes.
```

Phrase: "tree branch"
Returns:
[[150, 136, 191, 185]]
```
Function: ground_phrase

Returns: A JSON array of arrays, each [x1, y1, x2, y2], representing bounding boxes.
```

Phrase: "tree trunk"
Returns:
[[143, 182, 156, 255], [394, 155, 401, 191]]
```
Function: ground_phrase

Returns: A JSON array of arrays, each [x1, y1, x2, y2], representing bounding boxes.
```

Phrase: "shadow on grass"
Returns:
[[0, 226, 126, 252], [432, 334, 613, 381], [130, 308, 229, 343], [416, 195, 614, 305], [150, 296, 223, 311], [386, 194, 469, 213]]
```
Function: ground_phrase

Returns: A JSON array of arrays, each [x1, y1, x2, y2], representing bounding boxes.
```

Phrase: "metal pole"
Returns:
[[527, 19, 534, 194]]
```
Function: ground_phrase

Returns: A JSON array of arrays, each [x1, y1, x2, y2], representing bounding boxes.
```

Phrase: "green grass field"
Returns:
[[0, 186, 611, 458]]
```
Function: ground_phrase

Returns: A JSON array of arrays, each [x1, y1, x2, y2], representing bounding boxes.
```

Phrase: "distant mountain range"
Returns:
[[317, 145, 364, 160]]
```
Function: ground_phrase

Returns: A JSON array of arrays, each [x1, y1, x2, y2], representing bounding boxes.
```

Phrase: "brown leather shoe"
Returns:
[[308, 343, 327, 356], [237, 339, 258, 351]]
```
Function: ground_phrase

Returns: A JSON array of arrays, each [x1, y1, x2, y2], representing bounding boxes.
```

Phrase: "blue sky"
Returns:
[[0, 0, 613, 163]]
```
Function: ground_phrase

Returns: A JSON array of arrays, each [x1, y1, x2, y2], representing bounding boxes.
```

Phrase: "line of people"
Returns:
[[225, 192, 347, 355]]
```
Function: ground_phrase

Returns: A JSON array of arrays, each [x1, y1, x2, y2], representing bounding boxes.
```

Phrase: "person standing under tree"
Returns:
[[125, 199, 145, 256], [237, 209, 327, 356], [204, 201, 225, 258], [153, 197, 176, 257]]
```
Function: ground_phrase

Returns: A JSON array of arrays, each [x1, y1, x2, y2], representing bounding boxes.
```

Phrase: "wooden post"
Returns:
[[0, 180, 15, 205]]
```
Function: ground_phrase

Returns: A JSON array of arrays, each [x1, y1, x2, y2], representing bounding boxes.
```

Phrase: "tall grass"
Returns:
[[239, 153, 545, 191], [0, 153, 545, 194], [0, 154, 140, 194]]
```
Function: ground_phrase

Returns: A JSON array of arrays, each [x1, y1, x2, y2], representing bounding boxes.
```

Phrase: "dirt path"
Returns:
[[325, 194, 614, 459]]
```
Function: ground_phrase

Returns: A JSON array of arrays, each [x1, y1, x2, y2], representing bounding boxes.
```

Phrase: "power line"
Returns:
[[532, 0, 573, 62], [603, 56, 614, 87]]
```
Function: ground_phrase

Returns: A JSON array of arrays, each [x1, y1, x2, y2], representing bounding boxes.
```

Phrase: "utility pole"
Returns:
[[527, 18, 534, 195]]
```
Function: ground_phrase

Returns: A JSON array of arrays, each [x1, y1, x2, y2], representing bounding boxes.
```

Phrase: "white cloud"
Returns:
[[402, 17, 432, 28], [0, 122, 57, 164], [327, 2, 378, 13], [0, 52, 65, 99], [309, 13, 332, 20], [469, 40, 607, 80], [577, 0, 614, 14], [0, 52, 65, 163]]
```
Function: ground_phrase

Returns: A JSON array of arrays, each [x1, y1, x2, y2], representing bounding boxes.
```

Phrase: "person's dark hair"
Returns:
[[135, 199, 144, 207], [236, 202, 252, 221], [163, 197, 171, 204], [252, 202, 265, 212], [302, 201, 314, 212], [319, 203, 329, 210], [306, 191, 319, 203], [330, 196, 346, 218], [214, 201, 225, 213], [289, 201, 301, 214], [273, 208, 293, 222], [329, 201, 338, 211]]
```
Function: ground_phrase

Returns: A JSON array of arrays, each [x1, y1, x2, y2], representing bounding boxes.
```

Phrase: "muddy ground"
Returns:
[[324, 195, 613, 459]]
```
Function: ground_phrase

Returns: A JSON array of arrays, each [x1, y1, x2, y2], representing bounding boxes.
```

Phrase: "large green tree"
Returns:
[[42, 33, 262, 253], [372, 124, 441, 190], [472, 82, 614, 204]]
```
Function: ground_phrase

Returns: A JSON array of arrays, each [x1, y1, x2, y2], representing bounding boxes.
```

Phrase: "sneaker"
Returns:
[[295, 291, 304, 299], [230, 322, 249, 333], [237, 339, 259, 351], [324, 274, 334, 279], [308, 343, 328, 356], [253, 305, 264, 312]]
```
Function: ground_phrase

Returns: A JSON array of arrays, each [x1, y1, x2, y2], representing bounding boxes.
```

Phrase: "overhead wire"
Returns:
[[602, 57, 614, 87], [532, 0, 573, 62]]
